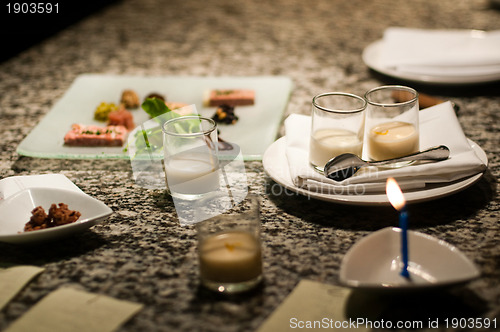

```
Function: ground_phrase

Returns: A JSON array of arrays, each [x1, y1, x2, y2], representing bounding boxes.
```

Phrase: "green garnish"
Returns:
[[124, 98, 200, 158], [141, 97, 172, 119]]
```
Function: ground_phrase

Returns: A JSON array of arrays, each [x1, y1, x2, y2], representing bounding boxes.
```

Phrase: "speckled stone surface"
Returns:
[[0, 0, 499, 331]]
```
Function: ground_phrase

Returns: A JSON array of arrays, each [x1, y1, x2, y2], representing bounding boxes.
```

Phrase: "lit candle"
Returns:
[[199, 231, 262, 283], [386, 177, 410, 278]]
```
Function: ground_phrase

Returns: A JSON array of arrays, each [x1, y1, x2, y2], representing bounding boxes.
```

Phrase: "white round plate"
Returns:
[[0, 188, 113, 244], [262, 137, 487, 206], [362, 39, 500, 85], [339, 227, 480, 290]]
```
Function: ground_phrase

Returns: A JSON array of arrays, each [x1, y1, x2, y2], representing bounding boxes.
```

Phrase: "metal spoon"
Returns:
[[324, 145, 450, 181]]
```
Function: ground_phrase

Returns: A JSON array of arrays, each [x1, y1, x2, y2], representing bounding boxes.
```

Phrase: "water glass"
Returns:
[[162, 116, 219, 200]]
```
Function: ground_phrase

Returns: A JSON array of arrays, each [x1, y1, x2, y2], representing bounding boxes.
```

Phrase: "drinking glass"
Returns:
[[309, 92, 367, 172], [162, 116, 220, 200], [364, 86, 419, 162], [197, 196, 262, 294]]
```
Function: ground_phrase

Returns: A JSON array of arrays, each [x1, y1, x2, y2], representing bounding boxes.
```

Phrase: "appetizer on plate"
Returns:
[[211, 104, 238, 124], [64, 124, 128, 146], [203, 89, 255, 107], [120, 89, 140, 109], [107, 108, 135, 130]]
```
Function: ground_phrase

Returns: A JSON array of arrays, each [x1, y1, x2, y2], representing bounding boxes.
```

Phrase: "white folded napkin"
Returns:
[[379, 27, 500, 77], [285, 102, 487, 194]]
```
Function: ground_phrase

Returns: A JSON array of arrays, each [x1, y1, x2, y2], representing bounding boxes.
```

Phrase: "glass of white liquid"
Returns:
[[364, 86, 419, 162], [162, 116, 220, 200], [309, 92, 367, 173]]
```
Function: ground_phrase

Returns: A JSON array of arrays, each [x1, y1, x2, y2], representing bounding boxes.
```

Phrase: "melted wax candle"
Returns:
[[199, 231, 262, 283]]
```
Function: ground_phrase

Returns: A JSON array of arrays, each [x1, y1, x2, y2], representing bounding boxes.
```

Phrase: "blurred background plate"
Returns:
[[363, 39, 500, 85]]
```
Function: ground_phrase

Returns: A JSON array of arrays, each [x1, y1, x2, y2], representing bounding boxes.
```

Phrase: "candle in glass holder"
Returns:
[[199, 231, 262, 283], [197, 196, 262, 293], [367, 121, 419, 160]]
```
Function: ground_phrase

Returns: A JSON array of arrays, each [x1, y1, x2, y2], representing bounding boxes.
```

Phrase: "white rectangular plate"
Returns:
[[17, 74, 293, 160]]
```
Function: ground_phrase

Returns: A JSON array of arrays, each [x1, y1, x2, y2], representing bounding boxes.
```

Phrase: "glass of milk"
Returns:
[[364, 86, 419, 162], [309, 92, 367, 173], [162, 116, 220, 200], [197, 195, 262, 294]]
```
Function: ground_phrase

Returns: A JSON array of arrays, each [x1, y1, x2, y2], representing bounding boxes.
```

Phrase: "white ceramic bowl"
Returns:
[[339, 227, 480, 290], [0, 187, 112, 244]]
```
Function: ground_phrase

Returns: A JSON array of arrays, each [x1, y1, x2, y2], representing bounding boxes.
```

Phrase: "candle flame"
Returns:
[[386, 178, 406, 210]]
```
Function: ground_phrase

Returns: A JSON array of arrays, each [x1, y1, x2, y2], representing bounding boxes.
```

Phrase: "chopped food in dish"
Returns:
[[108, 108, 135, 130], [64, 124, 128, 146], [94, 102, 119, 121], [120, 89, 140, 109], [24, 203, 81, 232], [212, 104, 238, 124], [203, 89, 255, 107], [145, 92, 166, 102]]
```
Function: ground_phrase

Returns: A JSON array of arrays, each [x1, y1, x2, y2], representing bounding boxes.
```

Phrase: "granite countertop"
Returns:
[[0, 0, 499, 331]]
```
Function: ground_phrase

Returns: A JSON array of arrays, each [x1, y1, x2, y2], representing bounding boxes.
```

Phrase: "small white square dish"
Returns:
[[339, 227, 480, 290], [0, 187, 112, 244]]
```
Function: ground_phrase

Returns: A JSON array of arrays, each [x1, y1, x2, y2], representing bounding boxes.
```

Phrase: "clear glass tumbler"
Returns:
[[364, 86, 419, 162], [162, 116, 220, 200], [309, 92, 367, 173]]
